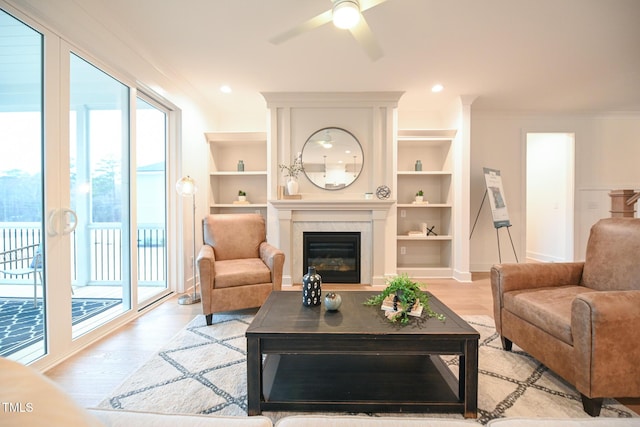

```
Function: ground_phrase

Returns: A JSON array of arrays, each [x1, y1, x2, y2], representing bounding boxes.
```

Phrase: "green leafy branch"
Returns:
[[364, 273, 445, 324]]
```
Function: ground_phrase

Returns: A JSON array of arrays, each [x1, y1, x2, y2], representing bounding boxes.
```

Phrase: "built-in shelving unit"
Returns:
[[205, 131, 268, 215], [396, 129, 457, 277]]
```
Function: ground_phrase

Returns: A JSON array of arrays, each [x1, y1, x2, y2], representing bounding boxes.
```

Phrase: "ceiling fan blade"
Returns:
[[359, 0, 389, 12], [349, 17, 384, 61], [269, 9, 333, 45]]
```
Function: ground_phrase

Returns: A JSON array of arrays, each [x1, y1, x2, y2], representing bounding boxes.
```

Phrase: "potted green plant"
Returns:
[[238, 190, 247, 202], [364, 273, 444, 324], [415, 190, 424, 203]]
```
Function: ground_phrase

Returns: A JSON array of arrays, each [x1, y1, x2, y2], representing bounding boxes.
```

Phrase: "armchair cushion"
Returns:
[[213, 258, 272, 289], [504, 286, 597, 345]]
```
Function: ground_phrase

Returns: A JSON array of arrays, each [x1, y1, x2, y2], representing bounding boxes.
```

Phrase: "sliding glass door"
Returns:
[[0, 6, 174, 366], [69, 54, 131, 339], [0, 9, 46, 362]]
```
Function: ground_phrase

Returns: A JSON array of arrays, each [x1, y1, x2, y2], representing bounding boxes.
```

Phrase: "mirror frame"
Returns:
[[301, 127, 364, 191]]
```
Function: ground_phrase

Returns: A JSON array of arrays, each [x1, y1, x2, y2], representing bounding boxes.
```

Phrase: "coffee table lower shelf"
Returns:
[[260, 353, 464, 414]]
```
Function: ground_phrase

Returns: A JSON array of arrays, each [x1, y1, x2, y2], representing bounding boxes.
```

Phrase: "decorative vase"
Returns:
[[324, 292, 342, 311], [237, 160, 244, 171], [287, 177, 299, 195], [302, 266, 322, 307], [415, 160, 422, 171]]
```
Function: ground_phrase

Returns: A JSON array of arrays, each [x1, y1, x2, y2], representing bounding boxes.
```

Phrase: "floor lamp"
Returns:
[[176, 175, 201, 305]]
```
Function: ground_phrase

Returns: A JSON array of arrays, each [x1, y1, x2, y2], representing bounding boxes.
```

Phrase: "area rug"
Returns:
[[97, 312, 637, 425], [0, 297, 122, 357]]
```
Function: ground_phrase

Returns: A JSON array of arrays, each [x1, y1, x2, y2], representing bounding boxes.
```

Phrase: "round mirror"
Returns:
[[301, 127, 364, 190]]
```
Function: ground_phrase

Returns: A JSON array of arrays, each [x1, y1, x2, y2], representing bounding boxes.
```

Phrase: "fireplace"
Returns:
[[303, 232, 361, 283]]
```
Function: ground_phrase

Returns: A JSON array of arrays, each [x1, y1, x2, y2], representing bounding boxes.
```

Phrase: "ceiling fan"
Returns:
[[269, 0, 389, 61]]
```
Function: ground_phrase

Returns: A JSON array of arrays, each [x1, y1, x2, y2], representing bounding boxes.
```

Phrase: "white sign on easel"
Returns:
[[483, 167, 511, 229]]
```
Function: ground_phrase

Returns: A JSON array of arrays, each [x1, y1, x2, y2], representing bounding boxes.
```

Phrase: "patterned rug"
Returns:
[[0, 297, 122, 357], [98, 312, 638, 425]]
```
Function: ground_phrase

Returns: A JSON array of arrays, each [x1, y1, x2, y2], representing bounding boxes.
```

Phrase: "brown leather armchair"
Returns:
[[197, 213, 284, 325], [491, 217, 640, 416]]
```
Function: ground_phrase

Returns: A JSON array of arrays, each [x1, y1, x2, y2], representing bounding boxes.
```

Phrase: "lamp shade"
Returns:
[[176, 175, 197, 197], [333, 0, 360, 29]]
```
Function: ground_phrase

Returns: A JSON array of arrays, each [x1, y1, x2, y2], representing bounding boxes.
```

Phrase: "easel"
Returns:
[[470, 186, 519, 264]]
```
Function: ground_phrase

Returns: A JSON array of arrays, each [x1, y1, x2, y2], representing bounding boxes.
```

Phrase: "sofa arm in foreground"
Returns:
[[87, 409, 272, 427]]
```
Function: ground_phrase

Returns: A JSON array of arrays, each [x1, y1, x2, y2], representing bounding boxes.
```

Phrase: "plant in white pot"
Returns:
[[279, 152, 303, 195], [415, 190, 424, 203], [237, 190, 247, 202]]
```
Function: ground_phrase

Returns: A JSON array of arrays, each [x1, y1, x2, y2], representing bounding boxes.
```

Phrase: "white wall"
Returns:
[[470, 111, 640, 271]]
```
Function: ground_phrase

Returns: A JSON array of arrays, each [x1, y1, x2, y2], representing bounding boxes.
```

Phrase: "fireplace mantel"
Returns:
[[270, 199, 395, 212], [270, 199, 394, 286]]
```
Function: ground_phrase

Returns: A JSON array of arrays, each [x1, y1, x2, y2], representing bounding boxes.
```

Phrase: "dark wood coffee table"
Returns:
[[246, 290, 479, 418]]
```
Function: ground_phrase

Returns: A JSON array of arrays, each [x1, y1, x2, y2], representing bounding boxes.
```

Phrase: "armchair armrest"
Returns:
[[196, 244, 216, 298], [259, 242, 285, 290], [572, 290, 640, 397]]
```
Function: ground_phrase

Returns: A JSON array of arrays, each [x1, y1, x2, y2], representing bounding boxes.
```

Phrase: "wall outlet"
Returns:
[[400, 209, 406, 218], [400, 246, 406, 255]]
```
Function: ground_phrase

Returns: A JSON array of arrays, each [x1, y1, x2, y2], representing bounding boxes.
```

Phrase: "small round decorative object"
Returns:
[[302, 266, 322, 307], [376, 185, 391, 200], [324, 292, 342, 311]]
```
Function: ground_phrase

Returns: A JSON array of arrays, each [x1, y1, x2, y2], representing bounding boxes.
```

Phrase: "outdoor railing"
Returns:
[[0, 223, 165, 285]]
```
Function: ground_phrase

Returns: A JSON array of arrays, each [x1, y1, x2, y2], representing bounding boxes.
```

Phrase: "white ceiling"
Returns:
[[8, 0, 640, 119]]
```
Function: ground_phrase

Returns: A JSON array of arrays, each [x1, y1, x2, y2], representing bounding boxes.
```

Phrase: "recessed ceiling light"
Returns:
[[220, 85, 232, 94], [431, 84, 444, 93]]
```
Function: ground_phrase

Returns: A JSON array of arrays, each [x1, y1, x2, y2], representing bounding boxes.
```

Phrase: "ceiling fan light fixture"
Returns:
[[333, 0, 361, 29]]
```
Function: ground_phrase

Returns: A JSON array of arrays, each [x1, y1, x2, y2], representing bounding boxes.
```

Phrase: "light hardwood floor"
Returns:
[[45, 273, 639, 414]]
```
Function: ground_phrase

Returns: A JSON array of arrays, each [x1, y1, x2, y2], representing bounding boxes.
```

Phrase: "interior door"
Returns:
[[526, 132, 575, 262]]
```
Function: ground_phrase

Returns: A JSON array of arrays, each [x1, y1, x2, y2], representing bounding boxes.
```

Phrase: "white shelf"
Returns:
[[396, 203, 452, 208], [209, 171, 267, 176], [397, 235, 452, 241], [397, 129, 457, 140], [397, 171, 452, 175], [397, 267, 454, 278], [211, 203, 268, 208]]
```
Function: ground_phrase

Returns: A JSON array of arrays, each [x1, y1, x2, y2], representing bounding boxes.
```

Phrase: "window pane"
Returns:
[[69, 54, 129, 339], [0, 9, 46, 363], [136, 97, 167, 302]]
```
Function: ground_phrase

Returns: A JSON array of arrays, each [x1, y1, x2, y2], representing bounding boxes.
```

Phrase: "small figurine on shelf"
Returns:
[[415, 190, 424, 203]]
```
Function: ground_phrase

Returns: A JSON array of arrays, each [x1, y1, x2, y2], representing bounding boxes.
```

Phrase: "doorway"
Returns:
[[525, 133, 575, 262]]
